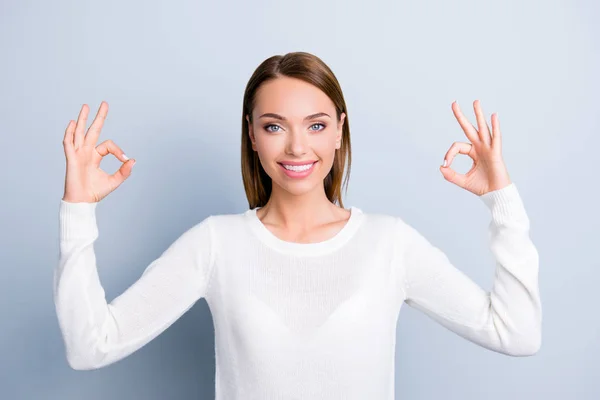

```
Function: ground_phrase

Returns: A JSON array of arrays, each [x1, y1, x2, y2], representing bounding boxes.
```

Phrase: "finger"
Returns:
[[85, 101, 109, 147], [439, 160, 469, 188], [95, 139, 131, 164], [110, 159, 136, 186], [441, 141, 475, 168], [63, 120, 76, 158], [74, 104, 89, 149], [440, 142, 473, 188], [491, 113, 502, 151], [473, 100, 491, 146], [451, 101, 479, 144]]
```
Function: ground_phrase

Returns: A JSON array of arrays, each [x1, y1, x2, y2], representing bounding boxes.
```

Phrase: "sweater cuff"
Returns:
[[478, 182, 528, 226], [59, 199, 99, 242]]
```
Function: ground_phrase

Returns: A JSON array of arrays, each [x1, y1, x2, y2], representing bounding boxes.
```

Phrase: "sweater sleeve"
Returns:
[[54, 200, 215, 370], [396, 182, 542, 356]]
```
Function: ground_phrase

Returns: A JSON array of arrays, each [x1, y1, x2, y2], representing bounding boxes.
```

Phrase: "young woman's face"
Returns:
[[246, 76, 346, 197]]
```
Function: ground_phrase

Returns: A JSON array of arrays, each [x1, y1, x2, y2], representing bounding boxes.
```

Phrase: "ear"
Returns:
[[246, 114, 257, 151], [336, 112, 346, 149]]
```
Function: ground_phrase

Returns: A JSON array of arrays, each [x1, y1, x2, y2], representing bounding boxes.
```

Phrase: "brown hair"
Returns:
[[241, 51, 352, 210]]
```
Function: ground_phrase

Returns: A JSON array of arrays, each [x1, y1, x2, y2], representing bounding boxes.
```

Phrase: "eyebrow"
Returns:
[[258, 112, 331, 121]]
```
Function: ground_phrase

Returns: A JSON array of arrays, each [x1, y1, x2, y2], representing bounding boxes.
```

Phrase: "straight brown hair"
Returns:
[[241, 52, 352, 210]]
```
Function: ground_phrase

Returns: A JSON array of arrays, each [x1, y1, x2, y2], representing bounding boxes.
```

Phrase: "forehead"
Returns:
[[254, 76, 335, 118]]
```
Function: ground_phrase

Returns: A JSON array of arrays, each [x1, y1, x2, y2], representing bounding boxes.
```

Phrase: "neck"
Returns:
[[258, 184, 343, 230]]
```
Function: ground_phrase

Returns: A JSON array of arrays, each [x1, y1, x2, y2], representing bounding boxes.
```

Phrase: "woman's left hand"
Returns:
[[440, 100, 512, 196]]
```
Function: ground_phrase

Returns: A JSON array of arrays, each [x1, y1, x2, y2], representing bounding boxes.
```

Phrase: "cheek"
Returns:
[[315, 135, 338, 155], [254, 139, 280, 166]]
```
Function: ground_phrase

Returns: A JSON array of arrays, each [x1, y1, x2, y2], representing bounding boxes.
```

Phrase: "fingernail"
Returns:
[[442, 160, 447, 167], [123, 154, 130, 160]]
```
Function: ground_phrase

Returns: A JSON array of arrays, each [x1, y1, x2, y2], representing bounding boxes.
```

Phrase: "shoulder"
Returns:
[[205, 210, 248, 229], [176, 210, 246, 244], [357, 208, 426, 249], [197, 209, 251, 244], [357, 207, 403, 233]]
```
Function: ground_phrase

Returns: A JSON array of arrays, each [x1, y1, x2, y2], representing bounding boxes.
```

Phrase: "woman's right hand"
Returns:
[[62, 101, 136, 203]]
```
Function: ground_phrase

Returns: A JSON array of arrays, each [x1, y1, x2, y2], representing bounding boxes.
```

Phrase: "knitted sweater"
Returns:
[[54, 182, 541, 399]]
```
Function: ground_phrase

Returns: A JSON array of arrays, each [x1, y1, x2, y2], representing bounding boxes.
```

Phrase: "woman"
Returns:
[[55, 51, 542, 399]]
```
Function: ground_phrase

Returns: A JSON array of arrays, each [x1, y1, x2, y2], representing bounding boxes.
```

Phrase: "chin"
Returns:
[[283, 184, 320, 196], [272, 171, 322, 193]]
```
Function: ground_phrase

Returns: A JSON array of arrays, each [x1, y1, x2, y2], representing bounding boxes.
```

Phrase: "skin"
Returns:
[[62, 86, 511, 242], [62, 101, 134, 204], [244, 79, 513, 244], [246, 76, 351, 243], [440, 100, 512, 196]]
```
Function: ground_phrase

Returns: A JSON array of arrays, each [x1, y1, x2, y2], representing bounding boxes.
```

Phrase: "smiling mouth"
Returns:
[[278, 161, 317, 171]]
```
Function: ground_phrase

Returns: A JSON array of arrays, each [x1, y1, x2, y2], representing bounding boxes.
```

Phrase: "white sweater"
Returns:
[[54, 182, 542, 399]]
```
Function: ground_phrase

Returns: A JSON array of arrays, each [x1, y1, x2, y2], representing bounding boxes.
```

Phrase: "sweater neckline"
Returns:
[[244, 206, 364, 256]]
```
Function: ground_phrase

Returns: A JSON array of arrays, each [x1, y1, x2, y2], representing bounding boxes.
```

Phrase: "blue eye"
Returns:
[[310, 123, 326, 131], [263, 123, 326, 133], [264, 124, 281, 133]]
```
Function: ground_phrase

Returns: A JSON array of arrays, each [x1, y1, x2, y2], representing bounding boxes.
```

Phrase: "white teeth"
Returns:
[[282, 162, 314, 172]]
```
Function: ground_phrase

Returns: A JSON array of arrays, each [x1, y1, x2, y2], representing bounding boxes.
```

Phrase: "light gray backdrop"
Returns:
[[1, 0, 597, 399]]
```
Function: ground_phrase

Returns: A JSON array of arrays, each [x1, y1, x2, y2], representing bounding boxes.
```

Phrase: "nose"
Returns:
[[285, 129, 308, 156]]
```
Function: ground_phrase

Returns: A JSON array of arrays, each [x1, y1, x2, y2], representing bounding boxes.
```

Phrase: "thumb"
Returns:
[[439, 164, 467, 187], [112, 159, 136, 184]]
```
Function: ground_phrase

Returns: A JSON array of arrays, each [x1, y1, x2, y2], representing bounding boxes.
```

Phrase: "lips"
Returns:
[[278, 160, 318, 166], [278, 160, 318, 178]]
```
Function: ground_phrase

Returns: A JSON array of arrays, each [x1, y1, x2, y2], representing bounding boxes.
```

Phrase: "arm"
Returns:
[[54, 200, 215, 370], [396, 183, 542, 356]]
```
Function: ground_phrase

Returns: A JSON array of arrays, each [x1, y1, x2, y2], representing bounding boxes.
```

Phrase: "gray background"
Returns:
[[1, 0, 597, 399]]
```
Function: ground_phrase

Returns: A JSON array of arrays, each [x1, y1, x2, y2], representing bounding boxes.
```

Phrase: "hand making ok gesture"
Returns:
[[62, 101, 136, 203], [440, 100, 512, 196]]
